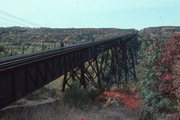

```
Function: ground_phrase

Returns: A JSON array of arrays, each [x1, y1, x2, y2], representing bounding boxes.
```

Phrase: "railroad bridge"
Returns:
[[0, 34, 138, 109]]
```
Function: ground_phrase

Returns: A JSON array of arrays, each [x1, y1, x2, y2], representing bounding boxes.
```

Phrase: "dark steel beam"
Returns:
[[0, 34, 138, 109]]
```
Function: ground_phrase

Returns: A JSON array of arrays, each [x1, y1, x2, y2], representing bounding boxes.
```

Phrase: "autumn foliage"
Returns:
[[101, 90, 142, 110], [158, 35, 180, 99]]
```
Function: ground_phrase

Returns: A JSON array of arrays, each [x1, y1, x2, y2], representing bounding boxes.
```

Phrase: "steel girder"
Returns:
[[0, 34, 138, 109]]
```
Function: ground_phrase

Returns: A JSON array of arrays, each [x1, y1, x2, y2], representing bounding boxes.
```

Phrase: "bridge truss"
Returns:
[[0, 34, 138, 109]]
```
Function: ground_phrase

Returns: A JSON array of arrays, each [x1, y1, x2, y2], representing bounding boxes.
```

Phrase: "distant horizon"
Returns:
[[0, 25, 180, 31]]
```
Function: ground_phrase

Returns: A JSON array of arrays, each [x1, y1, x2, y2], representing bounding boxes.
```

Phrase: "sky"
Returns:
[[0, 0, 180, 30]]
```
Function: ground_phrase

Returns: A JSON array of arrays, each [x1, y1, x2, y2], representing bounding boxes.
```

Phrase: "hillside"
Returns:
[[1, 26, 180, 44], [0, 27, 137, 44], [140, 26, 180, 41], [0, 27, 138, 57]]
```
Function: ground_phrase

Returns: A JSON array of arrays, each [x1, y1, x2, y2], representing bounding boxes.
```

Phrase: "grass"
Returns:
[[0, 100, 139, 120], [63, 84, 100, 108], [0, 102, 81, 120], [0, 81, 140, 120]]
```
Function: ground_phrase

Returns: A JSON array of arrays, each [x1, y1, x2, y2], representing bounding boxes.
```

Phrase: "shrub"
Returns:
[[63, 83, 100, 107], [138, 35, 180, 116], [158, 35, 180, 99], [138, 40, 169, 112], [139, 107, 154, 120]]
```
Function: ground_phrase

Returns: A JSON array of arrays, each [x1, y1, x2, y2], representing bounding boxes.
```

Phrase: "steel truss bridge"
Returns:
[[0, 34, 138, 109]]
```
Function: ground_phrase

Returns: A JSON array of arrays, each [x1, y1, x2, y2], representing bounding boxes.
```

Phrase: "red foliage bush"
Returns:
[[158, 34, 180, 99], [80, 117, 88, 120], [102, 91, 142, 110], [159, 73, 173, 82]]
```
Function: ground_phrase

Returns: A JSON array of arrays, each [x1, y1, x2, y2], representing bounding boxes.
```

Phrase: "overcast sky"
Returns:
[[0, 0, 180, 29]]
